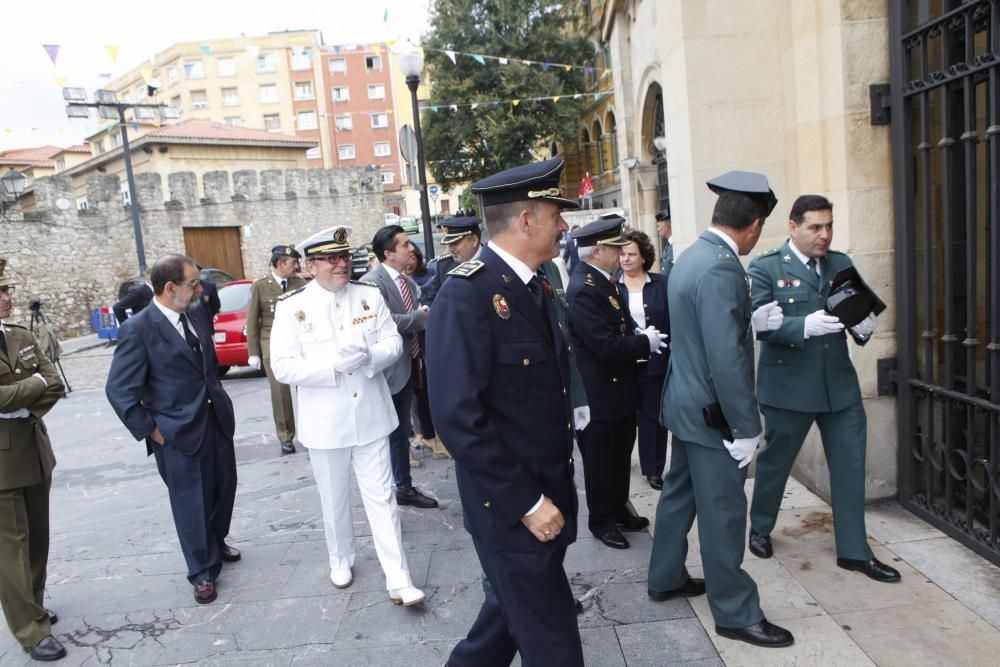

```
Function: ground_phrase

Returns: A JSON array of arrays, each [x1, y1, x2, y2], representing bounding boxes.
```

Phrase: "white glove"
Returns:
[[31, 372, 48, 388], [851, 313, 878, 339], [723, 436, 759, 469], [751, 301, 784, 334], [248, 355, 262, 371], [804, 310, 845, 338], [574, 406, 591, 431], [334, 343, 370, 374], [636, 326, 668, 355]]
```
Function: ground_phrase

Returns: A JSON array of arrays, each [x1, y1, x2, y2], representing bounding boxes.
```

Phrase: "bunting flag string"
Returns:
[[419, 89, 612, 113], [104, 45, 120, 64], [43, 44, 60, 65], [421, 46, 608, 75]]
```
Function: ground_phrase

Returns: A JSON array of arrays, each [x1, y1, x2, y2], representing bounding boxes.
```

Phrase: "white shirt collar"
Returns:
[[152, 296, 183, 331], [787, 240, 819, 272], [583, 260, 612, 282], [383, 264, 402, 282], [489, 242, 536, 285], [271, 271, 287, 286], [706, 227, 740, 256]]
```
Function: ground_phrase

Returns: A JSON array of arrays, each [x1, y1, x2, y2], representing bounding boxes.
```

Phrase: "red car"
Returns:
[[213, 279, 254, 376]]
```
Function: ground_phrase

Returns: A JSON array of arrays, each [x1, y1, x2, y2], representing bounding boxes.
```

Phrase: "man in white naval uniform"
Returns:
[[270, 226, 425, 606]]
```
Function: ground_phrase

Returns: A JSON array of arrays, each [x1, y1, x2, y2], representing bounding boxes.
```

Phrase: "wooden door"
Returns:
[[183, 227, 244, 279]]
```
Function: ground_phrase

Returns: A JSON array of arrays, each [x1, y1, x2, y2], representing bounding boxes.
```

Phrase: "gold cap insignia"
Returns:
[[333, 228, 348, 245], [527, 187, 562, 199]]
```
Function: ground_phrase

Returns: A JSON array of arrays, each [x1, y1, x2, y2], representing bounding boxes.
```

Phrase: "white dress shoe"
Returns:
[[389, 586, 425, 606], [330, 568, 353, 589]]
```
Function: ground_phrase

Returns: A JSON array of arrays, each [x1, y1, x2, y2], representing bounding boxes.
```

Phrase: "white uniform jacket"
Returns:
[[270, 280, 403, 450]]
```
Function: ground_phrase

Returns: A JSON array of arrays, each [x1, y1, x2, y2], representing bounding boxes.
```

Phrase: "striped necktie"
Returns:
[[397, 275, 420, 358]]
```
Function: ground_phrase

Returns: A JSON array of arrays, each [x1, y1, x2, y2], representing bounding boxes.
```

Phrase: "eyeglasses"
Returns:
[[0, 286, 14, 296], [310, 254, 351, 265], [171, 278, 200, 288]]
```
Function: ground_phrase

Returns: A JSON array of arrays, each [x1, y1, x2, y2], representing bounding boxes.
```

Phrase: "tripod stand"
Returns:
[[29, 302, 72, 394]]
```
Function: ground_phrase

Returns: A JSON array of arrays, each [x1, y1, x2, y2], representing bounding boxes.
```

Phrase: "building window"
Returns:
[[120, 92, 132, 104], [257, 53, 277, 72], [381, 171, 394, 184], [217, 57, 237, 77], [120, 182, 131, 208], [335, 114, 353, 131], [370, 112, 388, 128], [222, 87, 240, 106], [263, 114, 281, 132], [329, 58, 347, 74], [367, 83, 385, 100], [365, 55, 382, 71], [259, 84, 279, 103], [338, 144, 356, 160], [55, 158, 66, 172], [168, 66, 178, 85], [306, 147, 321, 159], [373, 141, 391, 157], [224, 116, 244, 127], [94, 139, 105, 154], [185, 60, 205, 79], [332, 86, 349, 102], [440, 199, 451, 214], [291, 51, 312, 71], [112, 133, 123, 148], [294, 81, 314, 100], [76, 196, 89, 210], [170, 94, 182, 112], [135, 84, 146, 101], [297, 110, 317, 130], [191, 89, 208, 109]]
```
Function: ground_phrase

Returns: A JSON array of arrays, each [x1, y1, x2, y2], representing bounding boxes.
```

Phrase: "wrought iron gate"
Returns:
[[889, 0, 1000, 565]]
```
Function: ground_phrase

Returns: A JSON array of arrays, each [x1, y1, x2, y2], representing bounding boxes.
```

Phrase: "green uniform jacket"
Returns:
[[246, 274, 307, 359], [749, 241, 861, 413], [661, 231, 761, 449], [0, 324, 64, 490], [540, 261, 587, 410]]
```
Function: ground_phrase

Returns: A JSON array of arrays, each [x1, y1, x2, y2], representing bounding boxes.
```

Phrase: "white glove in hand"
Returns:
[[851, 313, 878, 339], [248, 355, 262, 371], [804, 310, 844, 338], [574, 406, 591, 431], [636, 326, 668, 355], [723, 436, 759, 469], [334, 343, 370, 374], [751, 301, 784, 334]]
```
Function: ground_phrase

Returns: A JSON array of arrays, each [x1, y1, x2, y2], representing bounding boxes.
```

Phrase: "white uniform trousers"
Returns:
[[308, 439, 412, 591]]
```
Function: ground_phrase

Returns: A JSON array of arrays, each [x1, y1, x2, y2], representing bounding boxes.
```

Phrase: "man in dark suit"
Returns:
[[647, 171, 792, 648], [427, 157, 583, 666], [105, 254, 240, 605], [361, 227, 438, 509], [112, 275, 153, 324], [562, 224, 580, 273], [656, 210, 673, 278], [198, 278, 221, 319], [419, 216, 482, 307], [566, 214, 667, 550]]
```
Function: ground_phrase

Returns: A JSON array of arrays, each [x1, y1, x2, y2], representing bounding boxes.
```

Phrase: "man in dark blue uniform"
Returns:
[[419, 216, 482, 307], [566, 214, 667, 550], [426, 157, 583, 666]]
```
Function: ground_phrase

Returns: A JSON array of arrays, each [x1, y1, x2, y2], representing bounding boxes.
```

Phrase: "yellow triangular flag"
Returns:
[[54, 76, 68, 87], [512, 99, 520, 107], [105, 45, 120, 63], [553, 96, 561, 103], [564, 65, 572, 72]]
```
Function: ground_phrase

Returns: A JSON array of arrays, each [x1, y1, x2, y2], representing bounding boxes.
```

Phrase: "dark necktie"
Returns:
[[280, 279, 287, 292], [0, 328, 6, 355], [180, 314, 202, 359], [528, 276, 545, 311], [807, 258, 818, 275]]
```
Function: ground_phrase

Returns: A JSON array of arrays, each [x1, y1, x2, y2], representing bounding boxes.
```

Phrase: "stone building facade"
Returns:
[[1, 166, 384, 336]]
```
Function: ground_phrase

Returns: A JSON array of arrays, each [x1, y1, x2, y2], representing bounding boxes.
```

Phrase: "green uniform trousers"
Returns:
[[262, 354, 295, 443], [750, 401, 873, 561], [648, 438, 763, 628], [0, 477, 52, 647]]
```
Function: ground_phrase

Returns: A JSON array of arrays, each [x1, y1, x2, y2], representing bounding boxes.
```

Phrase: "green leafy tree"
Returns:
[[421, 0, 593, 191]]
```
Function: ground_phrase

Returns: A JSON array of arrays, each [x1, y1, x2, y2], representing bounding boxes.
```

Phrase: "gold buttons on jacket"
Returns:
[[612, 377, 618, 383], [567, 422, 572, 431], [788, 298, 795, 304], [15, 368, 22, 374], [522, 358, 530, 366], [562, 388, 567, 396], [484, 500, 491, 508]]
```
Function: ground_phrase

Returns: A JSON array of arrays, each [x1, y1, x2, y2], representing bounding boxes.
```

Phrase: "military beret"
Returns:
[[271, 244, 302, 259]]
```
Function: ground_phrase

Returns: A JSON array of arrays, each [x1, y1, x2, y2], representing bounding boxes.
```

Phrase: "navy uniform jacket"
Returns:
[[566, 263, 649, 421], [616, 271, 671, 377], [419, 255, 457, 307], [426, 245, 577, 552], [198, 280, 221, 319], [106, 304, 236, 456]]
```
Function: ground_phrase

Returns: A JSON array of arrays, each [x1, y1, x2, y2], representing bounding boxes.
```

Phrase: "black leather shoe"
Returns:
[[716, 619, 794, 647], [597, 528, 629, 549], [47, 610, 58, 625], [617, 513, 650, 532], [280, 440, 296, 454], [837, 557, 901, 583], [193, 580, 217, 604], [646, 475, 664, 490], [648, 577, 706, 601], [748, 529, 773, 559], [220, 543, 241, 563], [396, 487, 439, 509], [23, 635, 66, 661]]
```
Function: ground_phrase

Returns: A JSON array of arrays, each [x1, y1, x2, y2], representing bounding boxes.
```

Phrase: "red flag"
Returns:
[[579, 172, 594, 198]]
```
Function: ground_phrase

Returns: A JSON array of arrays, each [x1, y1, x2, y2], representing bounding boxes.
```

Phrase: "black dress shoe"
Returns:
[[193, 580, 217, 604], [837, 557, 901, 582], [280, 440, 296, 454], [47, 610, 58, 625], [220, 543, 241, 562], [716, 619, 794, 647], [648, 577, 706, 601], [646, 475, 664, 490], [597, 528, 629, 549], [748, 529, 773, 559], [396, 487, 439, 509], [23, 635, 66, 661], [616, 513, 650, 532]]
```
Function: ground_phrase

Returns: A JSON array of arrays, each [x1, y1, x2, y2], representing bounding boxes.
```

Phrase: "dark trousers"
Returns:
[[449, 539, 583, 667], [152, 413, 237, 583], [411, 358, 435, 440], [637, 372, 668, 477], [577, 415, 636, 536], [0, 478, 52, 647], [389, 381, 414, 491]]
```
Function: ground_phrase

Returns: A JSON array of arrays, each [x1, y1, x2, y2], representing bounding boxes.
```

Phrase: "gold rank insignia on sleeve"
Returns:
[[448, 259, 485, 277], [609, 295, 621, 310], [585, 273, 595, 286]]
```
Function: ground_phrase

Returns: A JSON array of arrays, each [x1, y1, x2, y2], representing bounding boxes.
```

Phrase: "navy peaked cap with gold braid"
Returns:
[[438, 216, 481, 245], [471, 157, 579, 209]]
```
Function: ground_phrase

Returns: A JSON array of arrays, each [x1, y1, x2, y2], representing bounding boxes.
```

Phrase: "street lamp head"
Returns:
[[1, 168, 26, 199], [62, 87, 88, 102], [399, 51, 425, 80], [94, 89, 118, 105], [66, 105, 91, 119]]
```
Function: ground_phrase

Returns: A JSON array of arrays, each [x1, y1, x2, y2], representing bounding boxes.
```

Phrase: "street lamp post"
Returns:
[[399, 52, 436, 260]]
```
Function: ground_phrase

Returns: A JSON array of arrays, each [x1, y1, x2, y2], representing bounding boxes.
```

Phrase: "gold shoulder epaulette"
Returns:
[[350, 280, 379, 288], [448, 259, 485, 278], [277, 286, 306, 301]]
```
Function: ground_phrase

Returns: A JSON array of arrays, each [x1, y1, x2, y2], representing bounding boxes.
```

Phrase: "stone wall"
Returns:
[[1, 167, 384, 337]]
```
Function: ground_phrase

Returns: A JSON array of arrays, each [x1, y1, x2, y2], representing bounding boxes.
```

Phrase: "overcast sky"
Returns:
[[0, 0, 432, 150]]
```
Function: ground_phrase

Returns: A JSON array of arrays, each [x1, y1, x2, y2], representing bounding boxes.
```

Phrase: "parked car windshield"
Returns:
[[218, 282, 252, 314]]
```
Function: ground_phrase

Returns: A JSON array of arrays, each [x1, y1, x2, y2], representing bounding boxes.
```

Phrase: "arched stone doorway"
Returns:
[[639, 83, 670, 218]]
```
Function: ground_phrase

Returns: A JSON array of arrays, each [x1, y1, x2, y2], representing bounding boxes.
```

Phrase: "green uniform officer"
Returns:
[[747, 194, 900, 583], [247, 244, 307, 455], [0, 259, 67, 661], [647, 172, 794, 649]]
